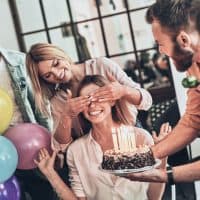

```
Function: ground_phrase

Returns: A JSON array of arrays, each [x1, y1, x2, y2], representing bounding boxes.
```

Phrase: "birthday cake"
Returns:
[[101, 146, 155, 170]]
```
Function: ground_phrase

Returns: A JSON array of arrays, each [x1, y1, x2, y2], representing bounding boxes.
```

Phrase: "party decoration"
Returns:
[[0, 136, 18, 183], [5, 123, 52, 170], [0, 88, 13, 134], [0, 176, 20, 200], [182, 76, 199, 88]]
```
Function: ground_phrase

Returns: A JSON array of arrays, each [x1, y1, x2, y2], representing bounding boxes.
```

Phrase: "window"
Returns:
[[11, 0, 174, 92]]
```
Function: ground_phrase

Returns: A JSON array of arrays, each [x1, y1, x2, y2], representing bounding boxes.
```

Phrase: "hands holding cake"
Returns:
[[102, 123, 170, 172], [121, 123, 171, 183]]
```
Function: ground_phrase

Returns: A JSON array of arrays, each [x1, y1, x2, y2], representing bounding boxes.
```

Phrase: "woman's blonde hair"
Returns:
[[26, 43, 73, 115], [77, 75, 134, 132]]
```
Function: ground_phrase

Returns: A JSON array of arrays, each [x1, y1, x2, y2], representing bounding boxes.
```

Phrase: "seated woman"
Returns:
[[35, 75, 170, 200]]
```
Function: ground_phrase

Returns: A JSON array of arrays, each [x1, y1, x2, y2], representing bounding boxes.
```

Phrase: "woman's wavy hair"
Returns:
[[26, 43, 73, 115], [77, 75, 134, 132]]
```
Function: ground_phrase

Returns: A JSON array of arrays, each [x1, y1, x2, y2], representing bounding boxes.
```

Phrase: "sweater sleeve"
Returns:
[[97, 57, 152, 111], [178, 88, 200, 130]]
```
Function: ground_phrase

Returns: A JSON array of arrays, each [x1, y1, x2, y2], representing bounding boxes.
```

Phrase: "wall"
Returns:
[[0, 0, 19, 50]]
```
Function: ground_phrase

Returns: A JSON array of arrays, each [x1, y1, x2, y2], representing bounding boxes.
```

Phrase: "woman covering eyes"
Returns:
[[26, 43, 152, 153]]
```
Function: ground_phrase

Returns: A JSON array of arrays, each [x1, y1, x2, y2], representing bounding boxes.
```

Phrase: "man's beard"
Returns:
[[171, 41, 193, 72]]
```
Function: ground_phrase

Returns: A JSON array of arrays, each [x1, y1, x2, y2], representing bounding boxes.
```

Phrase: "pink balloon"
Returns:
[[5, 123, 52, 170]]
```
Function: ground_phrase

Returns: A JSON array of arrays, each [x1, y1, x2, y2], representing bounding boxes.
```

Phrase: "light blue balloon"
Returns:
[[0, 136, 18, 183]]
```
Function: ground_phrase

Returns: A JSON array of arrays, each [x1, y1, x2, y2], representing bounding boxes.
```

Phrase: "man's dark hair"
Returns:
[[190, 0, 200, 33], [146, 0, 200, 35]]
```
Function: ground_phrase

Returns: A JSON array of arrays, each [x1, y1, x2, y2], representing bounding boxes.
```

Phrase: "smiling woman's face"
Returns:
[[37, 58, 73, 84], [80, 83, 113, 125]]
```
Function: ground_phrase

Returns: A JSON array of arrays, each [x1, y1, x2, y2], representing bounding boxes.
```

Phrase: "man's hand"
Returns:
[[123, 168, 168, 183]]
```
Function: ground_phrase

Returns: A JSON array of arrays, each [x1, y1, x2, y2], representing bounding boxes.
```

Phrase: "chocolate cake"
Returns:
[[101, 146, 155, 170]]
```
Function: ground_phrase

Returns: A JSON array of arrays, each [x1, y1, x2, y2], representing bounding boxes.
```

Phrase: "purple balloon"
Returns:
[[5, 123, 52, 170], [0, 176, 20, 200]]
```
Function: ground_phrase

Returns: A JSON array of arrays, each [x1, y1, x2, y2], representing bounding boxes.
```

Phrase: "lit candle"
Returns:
[[131, 133, 136, 151], [111, 128, 119, 152], [117, 127, 123, 152], [123, 126, 129, 152], [121, 126, 126, 152], [113, 126, 137, 153], [127, 131, 132, 152]]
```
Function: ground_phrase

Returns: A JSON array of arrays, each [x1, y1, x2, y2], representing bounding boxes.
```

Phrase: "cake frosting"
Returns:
[[101, 146, 155, 170]]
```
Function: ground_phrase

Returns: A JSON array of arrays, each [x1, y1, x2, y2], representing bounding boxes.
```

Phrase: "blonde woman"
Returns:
[[26, 43, 152, 152], [35, 75, 169, 200]]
